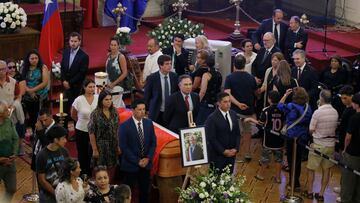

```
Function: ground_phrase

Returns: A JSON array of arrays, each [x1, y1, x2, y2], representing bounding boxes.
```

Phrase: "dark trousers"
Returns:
[[155, 111, 165, 127], [122, 168, 151, 203], [211, 157, 235, 174], [286, 139, 304, 188], [75, 129, 92, 176], [23, 99, 40, 130]]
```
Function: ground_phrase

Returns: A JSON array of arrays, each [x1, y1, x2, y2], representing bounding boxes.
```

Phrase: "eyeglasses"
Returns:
[[7, 66, 16, 70]]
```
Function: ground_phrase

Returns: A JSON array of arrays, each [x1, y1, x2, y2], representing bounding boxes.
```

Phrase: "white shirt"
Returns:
[[72, 95, 98, 132], [219, 109, 233, 130], [132, 116, 143, 134], [309, 104, 338, 147], [55, 177, 86, 203], [69, 46, 80, 68], [181, 92, 193, 111], [239, 52, 257, 74], [143, 49, 163, 81]]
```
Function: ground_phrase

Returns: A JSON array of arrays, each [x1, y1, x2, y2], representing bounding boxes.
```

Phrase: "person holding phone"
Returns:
[[0, 100, 19, 202]]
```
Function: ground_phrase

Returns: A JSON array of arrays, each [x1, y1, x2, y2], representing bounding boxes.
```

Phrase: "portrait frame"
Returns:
[[179, 127, 208, 167]]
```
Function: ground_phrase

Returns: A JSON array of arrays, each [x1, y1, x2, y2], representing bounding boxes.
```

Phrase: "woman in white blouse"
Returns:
[[55, 158, 88, 203], [71, 78, 98, 176], [238, 39, 257, 74]]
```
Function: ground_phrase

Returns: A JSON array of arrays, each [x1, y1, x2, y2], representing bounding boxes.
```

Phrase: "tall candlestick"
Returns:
[[59, 93, 63, 114]]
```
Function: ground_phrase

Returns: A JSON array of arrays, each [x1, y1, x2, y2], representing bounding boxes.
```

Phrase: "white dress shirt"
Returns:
[[143, 49, 163, 81], [219, 109, 233, 130]]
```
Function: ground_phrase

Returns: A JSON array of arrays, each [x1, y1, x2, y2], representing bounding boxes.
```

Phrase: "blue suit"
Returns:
[[119, 117, 156, 172]]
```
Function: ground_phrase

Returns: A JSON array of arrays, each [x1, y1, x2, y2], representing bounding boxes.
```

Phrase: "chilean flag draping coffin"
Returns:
[[39, 0, 64, 68]]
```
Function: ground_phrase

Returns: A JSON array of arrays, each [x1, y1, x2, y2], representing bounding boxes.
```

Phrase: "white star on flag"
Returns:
[[45, 0, 53, 11]]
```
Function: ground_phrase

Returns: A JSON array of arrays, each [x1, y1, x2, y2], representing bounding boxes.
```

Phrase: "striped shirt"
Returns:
[[309, 104, 338, 147]]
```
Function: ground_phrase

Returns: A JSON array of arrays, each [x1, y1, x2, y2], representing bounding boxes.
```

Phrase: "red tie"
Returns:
[[185, 95, 190, 111]]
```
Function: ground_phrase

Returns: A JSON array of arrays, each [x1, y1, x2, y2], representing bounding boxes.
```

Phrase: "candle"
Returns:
[[59, 93, 63, 114]]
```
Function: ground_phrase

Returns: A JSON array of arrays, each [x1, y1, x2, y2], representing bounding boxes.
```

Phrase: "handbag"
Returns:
[[280, 103, 309, 136]]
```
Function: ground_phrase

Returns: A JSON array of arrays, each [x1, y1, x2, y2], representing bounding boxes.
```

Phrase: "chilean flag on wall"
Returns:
[[39, 0, 64, 68]]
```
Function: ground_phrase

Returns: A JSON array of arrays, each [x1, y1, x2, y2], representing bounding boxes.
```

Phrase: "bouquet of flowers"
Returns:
[[148, 17, 204, 49], [177, 166, 251, 203], [52, 61, 61, 80], [115, 26, 132, 46], [0, 2, 27, 33]]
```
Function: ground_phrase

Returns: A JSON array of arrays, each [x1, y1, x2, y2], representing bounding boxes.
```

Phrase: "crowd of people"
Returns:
[[1, 7, 360, 203]]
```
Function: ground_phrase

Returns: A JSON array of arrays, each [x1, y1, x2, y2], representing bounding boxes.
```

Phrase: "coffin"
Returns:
[[158, 140, 187, 177]]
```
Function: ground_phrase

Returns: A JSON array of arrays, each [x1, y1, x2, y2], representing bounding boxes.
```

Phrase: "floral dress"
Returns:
[[88, 109, 119, 167], [84, 183, 117, 203]]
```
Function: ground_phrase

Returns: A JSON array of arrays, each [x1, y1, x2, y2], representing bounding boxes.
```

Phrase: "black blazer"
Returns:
[[251, 18, 288, 52], [291, 64, 319, 108], [163, 91, 200, 133], [61, 48, 89, 88], [162, 47, 189, 76], [144, 71, 178, 121], [187, 144, 204, 161], [252, 46, 281, 80], [285, 27, 308, 61], [205, 109, 240, 165]]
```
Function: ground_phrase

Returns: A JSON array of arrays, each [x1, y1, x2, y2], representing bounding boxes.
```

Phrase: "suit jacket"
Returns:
[[187, 144, 204, 161], [285, 27, 308, 61], [162, 47, 189, 75], [61, 48, 89, 88], [163, 91, 200, 133], [205, 109, 240, 166], [119, 118, 157, 172], [144, 71, 178, 121], [252, 46, 281, 80], [251, 18, 288, 52], [291, 64, 319, 108]]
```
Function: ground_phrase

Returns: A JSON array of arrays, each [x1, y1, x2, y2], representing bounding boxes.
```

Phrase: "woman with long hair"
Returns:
[[238, 39, 257, 74], [71, 78, 98, 176], [55, 158, 88, 203], [88, 90, 120, 181], [189, 35, 212, 72], [84, 166, 118, 203], [105, 37, 128, 108], [273, 60, 299, 102], [192, 49, 211, 92], [21, 49, 49, 130]]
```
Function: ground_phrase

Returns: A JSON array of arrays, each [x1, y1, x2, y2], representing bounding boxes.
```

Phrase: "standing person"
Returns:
[[36, 125, 69, 203], [162, 33, 189, 75], [303, 90, 338, 201], [88, 90, 120, 181], [238, 39, 257, 74], [273, 60, 299, 102], [105, 37, 128, 108], [205, 92, 240, 172], [71, 78, 98, 176], [119, 100, 156, 203], [163, 75, 200, 133], [277, 87, 312, 190], [341, 92, 360, 203], [225, 54, 257, 161], [21, 49, 49, 130], [31, 108, 55, 171], [191, 49, 210, 92], [285, 16, 308, 62], [61, 32, 89, 122], [55, 158, 88, 203], [245, 91, 284, 182], [252, 9, 288, 52], [291, 49, 319, 111], [189, 35, 212, 72], [0, 100, 19, 202], [142, 38, 163, 84], [144, 55, 178, 126]]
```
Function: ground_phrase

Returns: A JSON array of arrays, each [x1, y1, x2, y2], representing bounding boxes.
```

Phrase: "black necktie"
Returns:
[[225, 113, 231, 130], [164, 75, 170, 103], [274, 23, 279, 46], [297, 67, 301, 80], [261, 50, 269, 64], [137, 122, 145, 157]]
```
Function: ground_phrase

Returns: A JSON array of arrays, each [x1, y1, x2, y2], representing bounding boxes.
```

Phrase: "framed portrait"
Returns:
[[179, 127, 208, 167]]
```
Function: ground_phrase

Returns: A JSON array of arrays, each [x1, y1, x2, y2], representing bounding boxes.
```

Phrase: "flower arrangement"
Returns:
[[115, 26, 132, 46], [0, 2, 27, 33], [52, 61, 61, 80], [112, 2, 127, 15], [177, 165, 251, 203], [148, 17, 204, 49]]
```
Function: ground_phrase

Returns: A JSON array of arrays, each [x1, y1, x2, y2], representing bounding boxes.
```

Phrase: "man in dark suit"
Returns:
[[144, 55, 178, 126], [61, 32, 89, 119], [252, 32, 281, 84], [285, 16, 308, 62], [252, 9, 288, 52], [187, 134, 204, 161], [119, 99, 156, 203], [205, 92, 240, 172], [163, 74, 200, 133], [291, 49, 319, 110], [162, 33, 189, 75]]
